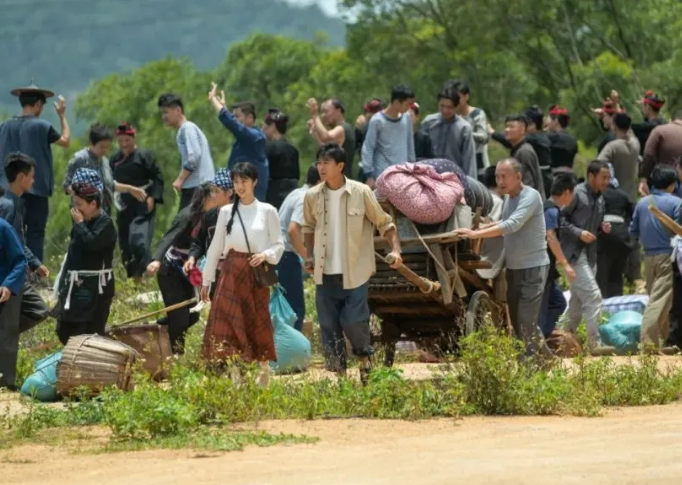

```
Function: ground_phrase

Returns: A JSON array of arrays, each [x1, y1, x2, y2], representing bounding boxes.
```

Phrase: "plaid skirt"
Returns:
[[202, 251, 276, 363]]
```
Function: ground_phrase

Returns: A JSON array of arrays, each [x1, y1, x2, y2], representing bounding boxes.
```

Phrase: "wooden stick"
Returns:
[[112, 298, 199, 327], [376, 253, 441, 295], [648, 205, 682, 237], [374, 232, 461, 249]]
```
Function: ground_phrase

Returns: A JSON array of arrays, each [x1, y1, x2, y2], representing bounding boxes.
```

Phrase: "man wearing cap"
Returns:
[[639, 110, 682, 196], [109, 123, 165, 280], [635, 91, 668, 155], [0, 82, 71, 263], [546, 105, 578, 174]]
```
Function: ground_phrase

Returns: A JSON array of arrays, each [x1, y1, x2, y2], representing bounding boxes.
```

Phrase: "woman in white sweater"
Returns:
[[201, 162, 284, 387]]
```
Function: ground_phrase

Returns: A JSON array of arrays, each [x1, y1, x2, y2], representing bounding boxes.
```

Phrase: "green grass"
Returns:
[[5, 257, 681, 454]]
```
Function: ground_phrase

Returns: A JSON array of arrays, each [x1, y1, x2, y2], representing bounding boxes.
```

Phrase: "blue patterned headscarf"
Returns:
[[211, 168, 233, 191], [71, 168, 104, 193]]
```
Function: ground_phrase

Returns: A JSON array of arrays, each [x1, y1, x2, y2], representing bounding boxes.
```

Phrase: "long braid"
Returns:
[[226, 195, 240, 235]]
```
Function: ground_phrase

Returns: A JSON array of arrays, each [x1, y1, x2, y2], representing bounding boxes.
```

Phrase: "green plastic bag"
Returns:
[[269, 286, 311, 374], [20, 351, 63, 402], [598, 311, 642, 355]]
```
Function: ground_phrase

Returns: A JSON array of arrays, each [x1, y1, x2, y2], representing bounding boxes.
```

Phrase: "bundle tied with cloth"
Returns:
[[375, 162, 466, 224]]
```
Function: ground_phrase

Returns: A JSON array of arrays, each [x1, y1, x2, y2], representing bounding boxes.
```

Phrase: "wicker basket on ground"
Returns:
[[106, 323, 172, 381], [57, 334, 138, 397]]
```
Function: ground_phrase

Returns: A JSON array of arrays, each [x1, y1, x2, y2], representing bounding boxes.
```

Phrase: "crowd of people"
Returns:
[[0, 77, 681, 389]]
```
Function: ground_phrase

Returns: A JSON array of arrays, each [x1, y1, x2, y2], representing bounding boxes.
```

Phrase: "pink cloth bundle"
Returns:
[[376, 163, 466, 224]]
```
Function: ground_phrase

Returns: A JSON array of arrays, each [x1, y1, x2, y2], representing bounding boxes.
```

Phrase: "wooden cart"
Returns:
[[369, 201, 510, 366]]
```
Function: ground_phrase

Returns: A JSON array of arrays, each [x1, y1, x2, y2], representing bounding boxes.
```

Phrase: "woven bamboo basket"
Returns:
[[57, 334, 138, 396], [106, 323, 172, 381]]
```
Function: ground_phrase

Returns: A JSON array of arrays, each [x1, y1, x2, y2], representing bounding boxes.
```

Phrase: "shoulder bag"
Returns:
[[236, 207, 278, 287]]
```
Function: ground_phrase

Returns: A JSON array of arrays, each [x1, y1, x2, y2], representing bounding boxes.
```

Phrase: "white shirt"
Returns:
[[202, 199, 284, 286], [324, 185, 345, 275]]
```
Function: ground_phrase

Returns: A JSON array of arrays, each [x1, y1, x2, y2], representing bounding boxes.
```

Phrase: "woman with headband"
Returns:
[[53, 168, 117, 345]]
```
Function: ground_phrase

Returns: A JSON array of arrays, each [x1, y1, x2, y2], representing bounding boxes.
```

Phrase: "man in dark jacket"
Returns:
[[560, 161, 614, 355], [546, 105, 578, 174], [501, 114, 544, 195], [492, 105, 552, 196], [596, 165, 634, 298]]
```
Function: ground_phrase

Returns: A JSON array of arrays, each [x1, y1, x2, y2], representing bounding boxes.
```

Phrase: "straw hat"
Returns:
[[10, 79, 55, 98]]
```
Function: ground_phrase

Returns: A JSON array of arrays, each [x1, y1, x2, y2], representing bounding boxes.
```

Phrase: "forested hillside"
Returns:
[[0, 0, 344, 111], [6, 0, 682, 260]]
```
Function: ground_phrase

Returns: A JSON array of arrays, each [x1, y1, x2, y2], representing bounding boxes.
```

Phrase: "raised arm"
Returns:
[[52, 95, 71, 148]]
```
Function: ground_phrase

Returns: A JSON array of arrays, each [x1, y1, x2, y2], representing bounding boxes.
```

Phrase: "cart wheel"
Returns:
[[465, 291, 502, 335]]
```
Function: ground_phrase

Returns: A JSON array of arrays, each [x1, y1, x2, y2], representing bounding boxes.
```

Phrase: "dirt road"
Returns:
[[4, 402, 682, 485]]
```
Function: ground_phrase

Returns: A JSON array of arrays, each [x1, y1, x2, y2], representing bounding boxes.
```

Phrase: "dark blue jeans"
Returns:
[[539, 278, 567, 337], [315, 274, 373, 372], [276, 251, 305, 331], [22, 194, 49, 263]]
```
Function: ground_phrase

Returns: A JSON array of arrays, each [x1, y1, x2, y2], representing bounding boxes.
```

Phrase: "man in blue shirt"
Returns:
[[0, 216, 28, 390], [277, 165, 321, 331], [630, 165, 682, 351], [539, 174, 577, 338], [208, 83, 269, 201], [0, 153, 50, 334], [0, 82, 71, 262]]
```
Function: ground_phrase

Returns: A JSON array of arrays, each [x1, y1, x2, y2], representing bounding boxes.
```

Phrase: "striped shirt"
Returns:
[[361, 112, 415, 179], [176, 120, 215, 189]]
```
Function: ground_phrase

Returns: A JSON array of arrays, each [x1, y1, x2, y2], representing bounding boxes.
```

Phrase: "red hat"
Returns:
[[363, 98, 384, 114], [602, 99, 618, 115], [549, 104, 569, 116], [116, 122, 136, 136], [642, 90, 665, 110]]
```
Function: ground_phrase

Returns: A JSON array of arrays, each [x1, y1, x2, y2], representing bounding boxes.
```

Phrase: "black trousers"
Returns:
[[157, 260, 199, 353], [117, 203, 155, 278], [668, 262, 682, 348], [22, 194, 49, 263], [179, 188, 196, 212], [56, 294, 113, 346], [597, 245, 630, 298], [626, 238, 643, 282], [0, 282, 50, 386]]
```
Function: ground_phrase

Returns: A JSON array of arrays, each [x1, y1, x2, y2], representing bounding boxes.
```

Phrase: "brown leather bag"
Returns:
[[236, 207, 278, 287]]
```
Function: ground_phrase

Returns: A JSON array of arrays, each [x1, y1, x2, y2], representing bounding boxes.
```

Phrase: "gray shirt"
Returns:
[[511, 141, 545, 196], [176, 120, 215, 189], [560, 182, 605, 266], [361, 112, 415, 178], [597, 133, 640, 203], [0, 115, 61, 197], [421, 113, 477, 179], [498, 186, 549, 270], [63, 148, 115, 214], [278, 185, 308, 253]]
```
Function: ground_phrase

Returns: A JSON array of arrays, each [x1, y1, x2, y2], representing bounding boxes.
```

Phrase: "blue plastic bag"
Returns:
[[20, 351, 63, 402], [598, 311, 642, 355], [269, 286, 311, 373]]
